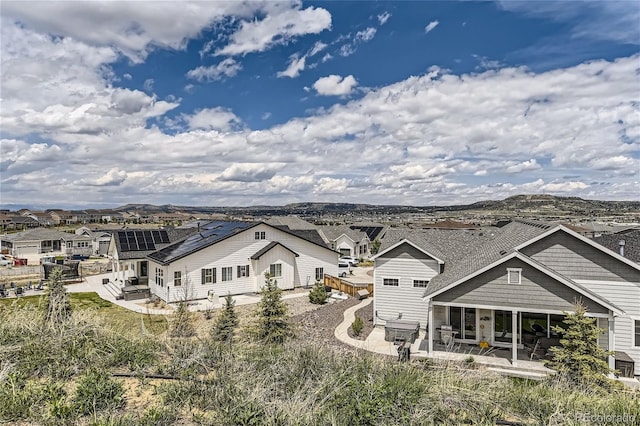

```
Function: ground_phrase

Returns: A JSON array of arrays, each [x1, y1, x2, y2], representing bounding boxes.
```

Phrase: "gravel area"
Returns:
[[347, 299, 374, 340], [291, 296, 362, 354]]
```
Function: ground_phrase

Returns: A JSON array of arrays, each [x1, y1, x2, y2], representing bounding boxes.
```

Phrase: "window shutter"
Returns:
[[212, 268, 216, 283], [201, 268, 205, 284]]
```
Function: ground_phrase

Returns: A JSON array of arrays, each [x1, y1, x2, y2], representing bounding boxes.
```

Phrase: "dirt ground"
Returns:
[[347, 299, 375, 340]]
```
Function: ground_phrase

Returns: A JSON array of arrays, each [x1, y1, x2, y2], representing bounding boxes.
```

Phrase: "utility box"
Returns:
[[615, 351, 635, 378], [384, 320, 420, 343], [356, 289, 369, 300]]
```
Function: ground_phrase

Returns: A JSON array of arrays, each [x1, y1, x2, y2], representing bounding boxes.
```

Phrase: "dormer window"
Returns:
[[507, 268, 522, 284]]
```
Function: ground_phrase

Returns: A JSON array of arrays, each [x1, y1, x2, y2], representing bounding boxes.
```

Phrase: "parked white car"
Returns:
[[0, 255, 12, 267], [338, 261, 351, 277], [339, 256, 359, 266]]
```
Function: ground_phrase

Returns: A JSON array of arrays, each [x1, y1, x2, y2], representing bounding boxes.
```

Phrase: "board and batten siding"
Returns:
[[253, 244, 296, 290], [373, 243, 440, 327], [149, 223, 337, 302], [434, 258, 609, 315], [576, 278, 640, 366], [521, 231, 640, 283]]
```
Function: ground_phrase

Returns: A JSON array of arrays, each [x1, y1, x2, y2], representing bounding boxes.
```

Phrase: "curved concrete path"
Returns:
[[334, 297, 375, 349]]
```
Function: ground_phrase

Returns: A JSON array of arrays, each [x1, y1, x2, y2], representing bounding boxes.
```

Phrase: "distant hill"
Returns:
[[110, 194, 640, 218]]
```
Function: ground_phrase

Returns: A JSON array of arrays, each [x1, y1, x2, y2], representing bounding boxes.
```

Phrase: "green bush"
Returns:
[[352, 315, 364, 336], [73, 368, 125, 415], [308, 281, 328, 305]]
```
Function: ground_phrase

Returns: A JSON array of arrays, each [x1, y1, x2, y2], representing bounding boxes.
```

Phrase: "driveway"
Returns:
[[342, 266, 373, 284]]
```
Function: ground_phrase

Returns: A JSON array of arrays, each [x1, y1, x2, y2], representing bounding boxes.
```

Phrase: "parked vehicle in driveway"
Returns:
[[0, 255, 12, 267], [338, 261, 351, 277], [339, 256, 359, 266]]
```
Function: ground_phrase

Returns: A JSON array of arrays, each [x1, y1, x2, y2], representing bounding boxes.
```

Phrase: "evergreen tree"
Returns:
[[308, 280, 328, 305], [371, 238, 382, 255], [212, 294, 239, 343], [254, 273, 293, 344], [170, 301, 196, 338], [545, 303, 614, 386], [44, 267, 72, 326]]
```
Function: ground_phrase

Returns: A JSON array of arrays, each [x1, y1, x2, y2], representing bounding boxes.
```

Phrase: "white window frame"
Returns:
[[315, 267, 324, 281], [413, 279, 429, 288], [383, 278, 399, 286], [269, 263, 282, 278], [254, 231, 266, 240], [634, 319, 640, 347], [507, 268, 522, 285], [174, 270, 182, 286], [222, 266, 233, 282]]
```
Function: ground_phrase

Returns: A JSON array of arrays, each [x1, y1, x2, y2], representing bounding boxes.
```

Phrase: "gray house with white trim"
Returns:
[[373, 220, 640, 373]]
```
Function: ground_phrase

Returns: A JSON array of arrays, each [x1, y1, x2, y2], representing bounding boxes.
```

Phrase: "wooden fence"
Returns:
[[324, 274, 374, 297]]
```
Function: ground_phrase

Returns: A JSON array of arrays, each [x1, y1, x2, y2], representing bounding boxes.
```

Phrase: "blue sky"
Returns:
[[1, 1, 639, 208]]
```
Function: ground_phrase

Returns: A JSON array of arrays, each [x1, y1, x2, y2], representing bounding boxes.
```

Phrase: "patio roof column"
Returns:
[[511, 310, 518, 367], [608, 313, 615, 371], [427, 300, 434, 354]]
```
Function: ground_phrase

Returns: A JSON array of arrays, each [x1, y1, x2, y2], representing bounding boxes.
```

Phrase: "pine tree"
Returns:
[[308, 280, 328, 305], [254, 273, 293, 344], [545, 302, 614, 386], [44, 267, 72, 326], [170, 301, 196, 338], [212, 293, 239, 343]]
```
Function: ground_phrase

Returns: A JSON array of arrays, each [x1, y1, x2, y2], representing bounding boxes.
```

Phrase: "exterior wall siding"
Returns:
[[373, 243, 440, 328], [150, 224, 337, 302], [434, 258, 609, 315], [577, 279, 640, 366], [522, 232, 640, 282]]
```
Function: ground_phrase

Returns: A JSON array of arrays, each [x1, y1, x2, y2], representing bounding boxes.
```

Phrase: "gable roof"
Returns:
[[265, 216, 317, 230], [425, 250, 623, 314], [148, 221, 336, 265], [1, 228, 77, 242], [424, 220, 553, 295], [376, 227, 497, 264], [371, 238, 445, 264], [514, 224, 640, 272], [319, 225, 367, 242], [251, 241, 299, 260]]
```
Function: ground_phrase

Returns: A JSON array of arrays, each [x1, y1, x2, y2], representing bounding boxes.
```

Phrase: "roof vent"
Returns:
[[499, 250, 508, 256]]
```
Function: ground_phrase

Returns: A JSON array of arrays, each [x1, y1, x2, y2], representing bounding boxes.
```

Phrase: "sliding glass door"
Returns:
[[449, 307, 477, 341], [494, 310, 519, 344]]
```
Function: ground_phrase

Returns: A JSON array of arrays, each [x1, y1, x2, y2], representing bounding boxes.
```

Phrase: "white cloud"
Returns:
[[1, 9, 638, 207], [505, 159, 541, 174], [309, 41, 328, 56], [219, 163, 284, 182], [312, 75, 358, 96], [497, 1, 640, 45], [215, 5, 332, 56], [378, 12, 391, 25], [277, 54, 307, 78], [90, 168, 128, 186], [185, 107, 243, 132], [425, 20, 439, 34], [355, 27, 377, 42], [123, 73, 132, 80], [186, 58, 242, 82], [1, 1, 256, 62], [314, 177, 348, 194]]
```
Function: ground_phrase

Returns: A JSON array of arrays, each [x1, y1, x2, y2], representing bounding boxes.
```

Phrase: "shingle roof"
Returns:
[[266, 216, 317, 230], [594, 230, 640, 264], [1, 228, 77, 242], [379, 227, 498, 263], [319, 225, 366, 242], [425, 220, 553, 296]]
